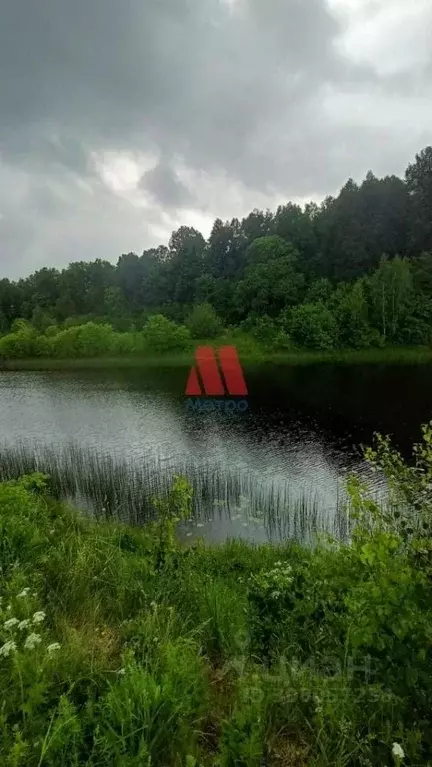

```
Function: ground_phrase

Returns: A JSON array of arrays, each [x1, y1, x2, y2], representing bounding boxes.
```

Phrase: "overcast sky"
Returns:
[[0, 0, 431, 279]]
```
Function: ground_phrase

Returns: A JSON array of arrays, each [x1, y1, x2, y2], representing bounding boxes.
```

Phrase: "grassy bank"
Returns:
[[1, 424, 432, 765], [0, 344, 430, 371]]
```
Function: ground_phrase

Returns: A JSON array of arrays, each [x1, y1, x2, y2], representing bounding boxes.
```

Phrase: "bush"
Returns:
[[142, 314, 191, 353], [270, 330, 292, 351], [289, 302, 338, 349], [185, 303, 223, 339], [240, 315, 279, 345], [0, 327, 42, 359], [48, 322, 116, 358], [44, 324, 60, 338]]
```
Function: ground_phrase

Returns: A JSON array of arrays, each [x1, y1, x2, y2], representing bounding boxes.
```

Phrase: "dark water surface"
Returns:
[[0, 362, 431, 542]]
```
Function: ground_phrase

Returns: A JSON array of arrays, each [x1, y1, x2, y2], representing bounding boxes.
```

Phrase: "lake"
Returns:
[[0, 361, 431, 543]]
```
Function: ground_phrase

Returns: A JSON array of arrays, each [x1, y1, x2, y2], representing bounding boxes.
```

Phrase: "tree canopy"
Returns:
[[1, 145, 432, 351]]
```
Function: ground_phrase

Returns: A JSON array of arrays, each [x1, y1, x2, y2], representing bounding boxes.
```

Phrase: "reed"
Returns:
[[0, 441, 350, 542]]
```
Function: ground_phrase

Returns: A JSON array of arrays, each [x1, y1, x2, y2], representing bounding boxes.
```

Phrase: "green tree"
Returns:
[[331, 280, 373, 348], [274, 203, 318, 274], [368, 257, 414, 343], [167, 227, 206, 304], [235, 249, 303, 319], [31, 307, 56, 333], [406, 146, 432, 253], [103, 286, 127, 318], [185, 303, 223, 339], [305, 278, 333, 304], [205, 218, 246, 278]]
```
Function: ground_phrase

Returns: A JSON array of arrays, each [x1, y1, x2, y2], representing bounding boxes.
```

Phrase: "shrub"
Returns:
[[48, 322, 116, 358], [0, 327, 41, 359], [270, 330, 292, 351], [240, 315, 279, 345], [142, 314, 191, 353], [185, 303, 224, 339], [10, 318, 33, 333], [289, 302, 338, 349], [44, 324, 60, 338]]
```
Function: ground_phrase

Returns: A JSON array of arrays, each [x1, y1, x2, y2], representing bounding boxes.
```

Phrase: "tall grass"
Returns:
[[0, 343, 430, 370], [0, 442, 350, 542]]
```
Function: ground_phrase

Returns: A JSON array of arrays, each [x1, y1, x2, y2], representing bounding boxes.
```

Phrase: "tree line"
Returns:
[[1, 146, 432, 351]]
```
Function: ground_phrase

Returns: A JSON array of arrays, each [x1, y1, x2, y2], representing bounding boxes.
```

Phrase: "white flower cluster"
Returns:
[[4, 618, 19, 630], [392, 743, 405, 762], [24, 633, 42, 650], [0, 641, 16, 658], [250, 561, 293, 600], [0, 590, 59, 660]]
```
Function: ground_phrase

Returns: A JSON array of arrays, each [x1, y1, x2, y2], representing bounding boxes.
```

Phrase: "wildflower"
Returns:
[[24, 633, 42, 650], [18, 620, 30, 631], [4, 618, 19, 630], [392, 743, 405, 762], [117, 668, 126, 675], [0, 640, 16, 657], [17, 588, 30, 598], [47, 643, 61, 655], [32, 611, 46, 625]]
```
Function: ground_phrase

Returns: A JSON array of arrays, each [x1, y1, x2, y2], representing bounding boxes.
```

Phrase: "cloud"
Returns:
[[142, 160, 195, 209], [0, 0, 431, 277]]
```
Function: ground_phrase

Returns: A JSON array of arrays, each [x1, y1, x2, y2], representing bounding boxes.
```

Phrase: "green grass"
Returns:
[[0, 343, 430, 370], [0, 472, 431, 765]]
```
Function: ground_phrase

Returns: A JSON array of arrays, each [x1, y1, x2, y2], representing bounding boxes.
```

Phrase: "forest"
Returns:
[[1, 146, 432, 353]]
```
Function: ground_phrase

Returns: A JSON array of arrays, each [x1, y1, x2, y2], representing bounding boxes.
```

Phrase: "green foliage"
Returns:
[[95, 640, 209, 765], [240, 314, 280, 345], [31, 307, 56, 333], [235, 251, 303, 320], [185, 303, 224, 339], [142, 314, 191, 353], [2, 430, 432, 763], [289, 302, 338, 349], [331, 280, 376, 348], [368, 256, 414, 343], [0, 322, 48, 359], [47, 322, 116, 358], [217, 673, 265, 766], [152, 476, 193, 570]]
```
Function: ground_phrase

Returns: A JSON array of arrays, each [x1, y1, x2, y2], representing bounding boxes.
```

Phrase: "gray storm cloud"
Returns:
[[0, 0, 431, 277]]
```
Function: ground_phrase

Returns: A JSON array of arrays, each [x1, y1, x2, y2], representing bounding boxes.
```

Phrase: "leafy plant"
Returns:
[[153, 476, 193, 570]]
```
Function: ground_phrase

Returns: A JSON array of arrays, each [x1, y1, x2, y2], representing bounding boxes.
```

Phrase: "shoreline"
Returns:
[[0, 345, 430, 370]]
